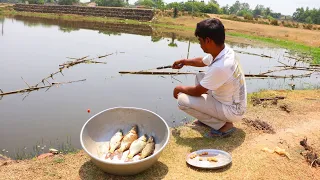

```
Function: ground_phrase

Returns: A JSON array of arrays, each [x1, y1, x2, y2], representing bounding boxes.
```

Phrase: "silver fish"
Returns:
[[140, 136, 155, 159], [127, 134, 147, 159], [105, 129, 123, 159], [114, 125, 138, 159]]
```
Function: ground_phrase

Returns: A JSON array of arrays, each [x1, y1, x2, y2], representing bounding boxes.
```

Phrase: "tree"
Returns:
[[229, 0, 241, 14], [203, 2, 220, 14], [293, 7, 320, 25], [221, 5, 230, 14], [253, 4, 265, 17], [58, 0, 78, 5], [209, 0, 218, 5], [240, 3, 250, 11], [134, 0, 155, 8], [96, 0, 125, 7], [27, 0, 45, 4]]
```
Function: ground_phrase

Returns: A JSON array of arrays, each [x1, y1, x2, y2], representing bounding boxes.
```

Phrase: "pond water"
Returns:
[[0, 16, 319, 158]]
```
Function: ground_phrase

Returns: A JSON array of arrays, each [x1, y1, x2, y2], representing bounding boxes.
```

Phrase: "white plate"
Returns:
[[186, 149, 232, 169]]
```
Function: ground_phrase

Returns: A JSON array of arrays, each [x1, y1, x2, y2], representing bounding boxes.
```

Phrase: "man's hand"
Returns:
[[172, 57, 206, 69], [172, 59, 185, 69]]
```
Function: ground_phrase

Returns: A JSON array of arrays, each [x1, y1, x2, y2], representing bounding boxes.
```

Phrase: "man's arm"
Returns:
[[172, 57, 206, 69], [173, 84, 208, 99]]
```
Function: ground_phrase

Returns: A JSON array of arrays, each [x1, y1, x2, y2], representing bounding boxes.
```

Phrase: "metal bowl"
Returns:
[[80, 107, 170, 176]]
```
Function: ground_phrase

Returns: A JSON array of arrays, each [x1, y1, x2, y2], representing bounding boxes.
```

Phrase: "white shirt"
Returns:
[[200, 45, 247, 116]]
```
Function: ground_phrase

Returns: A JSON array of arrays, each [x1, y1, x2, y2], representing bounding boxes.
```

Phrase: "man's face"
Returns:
[[198, 37, 211, 53]]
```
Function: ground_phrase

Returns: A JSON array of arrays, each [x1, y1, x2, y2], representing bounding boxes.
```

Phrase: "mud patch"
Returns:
[[242, 118, 275, 134], [280, 104, 291, 113], [300, 138, 320, 167], [251, 96, 285, 107]]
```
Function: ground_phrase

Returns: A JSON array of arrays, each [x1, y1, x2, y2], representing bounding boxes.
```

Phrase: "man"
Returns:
[[172, 18, 247, 137]]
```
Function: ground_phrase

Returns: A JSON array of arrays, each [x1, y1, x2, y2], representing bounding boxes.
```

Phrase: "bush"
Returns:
[[270, 19, 279, 26], [254, 17, 258, 21], [292, 23, 299, 28], [318, 27, 320, 30], [303, 24, 313, 30], [284, 23, 293, 28], [244, 14, 253, 21]]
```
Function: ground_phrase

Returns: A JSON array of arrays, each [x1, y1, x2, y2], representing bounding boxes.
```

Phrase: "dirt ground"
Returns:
[[157, 15, 320, 48], [1, 90, 319, 180]]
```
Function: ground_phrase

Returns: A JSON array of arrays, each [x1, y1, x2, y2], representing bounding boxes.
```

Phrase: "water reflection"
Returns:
[[13, 15, 153, 36], [168, 32, 178, 47], [0, 17, 4, 36]]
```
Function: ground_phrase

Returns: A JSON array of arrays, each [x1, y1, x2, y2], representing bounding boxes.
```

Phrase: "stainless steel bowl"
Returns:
[[80, 107, 170, 176]]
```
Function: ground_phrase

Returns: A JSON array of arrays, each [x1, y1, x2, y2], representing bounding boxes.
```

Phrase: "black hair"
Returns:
[[194, 18, 225, 45]]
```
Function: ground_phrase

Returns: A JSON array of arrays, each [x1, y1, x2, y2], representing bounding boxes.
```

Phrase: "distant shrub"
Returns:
[[244, 14, 253, 20], [284, 23, 293, 28], [303, 24, 313, 30], [292, 23, 299, 28], [254, 17, 258, 21], [270, 19, 279, 26], [257, 21, 269, 25]]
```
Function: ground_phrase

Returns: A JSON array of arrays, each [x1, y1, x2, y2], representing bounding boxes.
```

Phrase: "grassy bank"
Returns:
[[228, 32, 320, 64], [1, 7, 320, 64]]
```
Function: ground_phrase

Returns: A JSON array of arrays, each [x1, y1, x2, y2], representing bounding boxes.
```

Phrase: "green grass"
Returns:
[[53, 157, 65, 164], [227, 32, 320, 64]]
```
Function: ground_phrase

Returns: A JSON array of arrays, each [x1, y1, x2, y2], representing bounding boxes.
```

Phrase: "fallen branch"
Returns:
[[310, 64, 320, 67], [259, 96, 285, 101], [119, 71, 197, 75], [34, 54, 111, 87], [156, 65, 172, 70], [0, 79, 86, 96], [21, 77, 31, 88], [119, 70, 314, 79], [234, 50, 272, 58], [259, 67, 295, 75]]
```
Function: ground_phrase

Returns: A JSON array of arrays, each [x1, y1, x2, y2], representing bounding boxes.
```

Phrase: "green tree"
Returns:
[[134, 0, 155, 8], [229, 0, 241, 14], [305, 16, 313, 24], [58, 0, 78, 5], [293, 7, 320, 24], [221, 5, 230, 14], [27, 0, 45, 4], [253, 4, 265, 17], [96, 0, 125, 7], [204, 2, 220, 14]]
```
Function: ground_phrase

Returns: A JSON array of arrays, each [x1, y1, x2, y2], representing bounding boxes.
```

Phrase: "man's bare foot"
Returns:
[[218, 122, 234, 133]]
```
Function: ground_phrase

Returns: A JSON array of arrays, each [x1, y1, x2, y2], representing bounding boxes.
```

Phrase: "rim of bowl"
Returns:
[[80, 106, 170, 165]]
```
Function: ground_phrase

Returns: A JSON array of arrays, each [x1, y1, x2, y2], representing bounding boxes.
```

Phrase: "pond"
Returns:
[[0, 16, 319, 159]]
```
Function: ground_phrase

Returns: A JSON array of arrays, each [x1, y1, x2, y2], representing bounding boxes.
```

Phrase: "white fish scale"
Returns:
[[109, 132, 123, 152], [128, 140, 147, 158]]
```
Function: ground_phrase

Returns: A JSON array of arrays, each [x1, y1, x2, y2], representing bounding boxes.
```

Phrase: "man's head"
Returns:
[[194, 18, 225, 53]]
